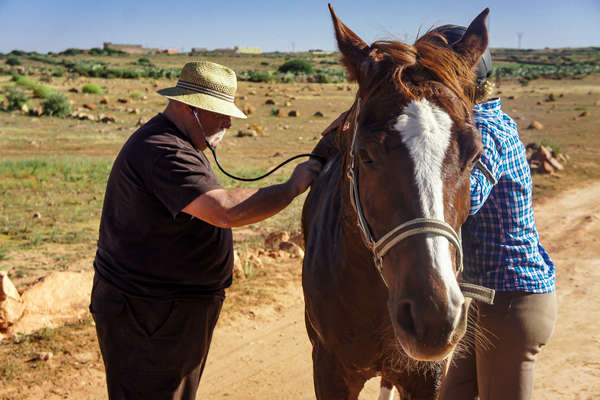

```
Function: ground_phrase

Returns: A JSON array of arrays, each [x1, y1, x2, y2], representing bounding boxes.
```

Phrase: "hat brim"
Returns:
[[157, 87, 247, 119]]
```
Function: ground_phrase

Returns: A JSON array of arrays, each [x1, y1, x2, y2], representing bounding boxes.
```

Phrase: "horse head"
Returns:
[[329, 4, 488, 361]]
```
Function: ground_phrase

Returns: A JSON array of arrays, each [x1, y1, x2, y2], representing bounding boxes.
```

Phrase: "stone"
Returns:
[[68, 88, 79, 93], [246, 254, 263, 270], [83, 103, 96, 111], [545, 93, 555, 102], [243, 104, 255, 115], [0, 272, 25, 331], [249, 124, 264, 134], [99, 115, 116, 123], [288, 110, 300, 117], [542, 161, 555, 174], [11, 271, 93, 336], [279, 241, 305, 258], [100, 97, 109, 105], [579, 111, 590, 117], [30, 352, 53, 361], [265, 99, 276, 105], [527, 121, 544, 130], [313, 111, 324, 117], [117, 98, 130, 104], [288, 230, 305, 250], [265, 231, 289, 250], [233, 251, 245, 279], [284, 101, 293, 107], [237, 129, 257, 137]]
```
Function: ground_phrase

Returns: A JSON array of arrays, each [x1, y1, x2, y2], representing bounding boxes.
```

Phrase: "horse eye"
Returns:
[[358, 149, 373, 164]]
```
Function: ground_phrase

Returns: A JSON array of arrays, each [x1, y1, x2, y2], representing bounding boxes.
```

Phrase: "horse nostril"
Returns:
[[396, 299, 417, 337]]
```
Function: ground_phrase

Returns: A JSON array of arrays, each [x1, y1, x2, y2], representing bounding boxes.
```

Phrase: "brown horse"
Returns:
[[302, 5, 490, 399]]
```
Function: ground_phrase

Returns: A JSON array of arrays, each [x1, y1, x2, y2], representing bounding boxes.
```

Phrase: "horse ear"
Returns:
[[329, 3, 371, 82], [453, 8, 490, 69]]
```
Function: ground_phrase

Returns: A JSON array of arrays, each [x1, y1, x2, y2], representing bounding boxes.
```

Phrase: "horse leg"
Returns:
[[311, 343, 365, 400]]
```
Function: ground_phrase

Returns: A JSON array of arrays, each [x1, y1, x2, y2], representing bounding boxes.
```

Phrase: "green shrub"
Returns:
[[5, 87, 29, 111], [12, 74, 38, 89], [42, 93, 72, 117], [129, 90, 144, 100], [278, 59, 314, 74], [134, 57, 154, 67], [33, 85, 53, 99], [246, 70, 274, 83], [313, 73, 331, 83], [81, 83, 104, 94], [6, 56, 21, 66]]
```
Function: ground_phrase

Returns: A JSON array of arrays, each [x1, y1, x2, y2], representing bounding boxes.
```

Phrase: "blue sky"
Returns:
[[1, 1, 598, 53]]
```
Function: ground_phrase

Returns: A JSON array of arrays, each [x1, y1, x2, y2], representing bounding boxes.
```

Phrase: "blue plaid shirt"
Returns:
[[464, 98, 555, 293]]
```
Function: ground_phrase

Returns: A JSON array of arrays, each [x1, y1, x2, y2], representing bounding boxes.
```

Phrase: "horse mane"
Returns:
[[369, 32, 476, 108]]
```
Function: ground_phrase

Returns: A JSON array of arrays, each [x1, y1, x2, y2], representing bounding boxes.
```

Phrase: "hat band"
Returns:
[[176, 80, 235, 103]]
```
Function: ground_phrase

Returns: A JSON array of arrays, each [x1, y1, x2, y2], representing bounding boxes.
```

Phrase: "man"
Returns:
[[432, 26, 558, 400], [90, 61, 322, 399]]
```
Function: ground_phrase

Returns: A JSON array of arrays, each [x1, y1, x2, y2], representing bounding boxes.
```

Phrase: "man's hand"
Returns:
[[287, 159, 323, 197]]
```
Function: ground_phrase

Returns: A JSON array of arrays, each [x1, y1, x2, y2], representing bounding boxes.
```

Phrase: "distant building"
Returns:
[[165, 49, 179, 54], [234, 46, 262, 54], [103, 42, 163, 55], [191, 47, 208, 54]]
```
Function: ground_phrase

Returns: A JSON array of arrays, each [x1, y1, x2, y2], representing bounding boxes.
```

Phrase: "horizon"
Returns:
[[1, 1, 598, 54]]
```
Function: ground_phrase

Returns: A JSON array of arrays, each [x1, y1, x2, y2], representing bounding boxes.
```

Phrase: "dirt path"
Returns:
[[198, 182, 600, 399]]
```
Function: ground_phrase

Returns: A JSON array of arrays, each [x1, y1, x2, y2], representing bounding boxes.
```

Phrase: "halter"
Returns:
[[345, 98, 495, 304]]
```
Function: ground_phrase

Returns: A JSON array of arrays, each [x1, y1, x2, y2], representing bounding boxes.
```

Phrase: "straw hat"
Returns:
[[157, 61, 247, 119]]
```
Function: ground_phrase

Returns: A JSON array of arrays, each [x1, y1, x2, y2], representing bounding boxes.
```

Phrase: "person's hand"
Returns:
[[288, 159, 323, 196]]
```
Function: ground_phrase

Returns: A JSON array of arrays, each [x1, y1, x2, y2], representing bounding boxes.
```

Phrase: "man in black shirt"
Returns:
[[91, 61, 321, 399]]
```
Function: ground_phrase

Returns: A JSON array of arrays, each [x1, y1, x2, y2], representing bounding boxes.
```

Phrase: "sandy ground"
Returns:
[[196, 182, 600, 400]]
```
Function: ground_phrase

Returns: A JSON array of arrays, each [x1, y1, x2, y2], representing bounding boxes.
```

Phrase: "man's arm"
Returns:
[[182, 159, 322, 228]]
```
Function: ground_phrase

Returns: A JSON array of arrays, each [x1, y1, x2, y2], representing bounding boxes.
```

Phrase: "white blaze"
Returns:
[[394, 99, 463, 318]]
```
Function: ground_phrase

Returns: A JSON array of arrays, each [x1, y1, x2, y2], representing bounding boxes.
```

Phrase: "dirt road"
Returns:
[[198, 182, 600, 400]]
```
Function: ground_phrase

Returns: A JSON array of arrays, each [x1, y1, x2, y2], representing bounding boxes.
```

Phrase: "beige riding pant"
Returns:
[[441, 290, 557, 400]]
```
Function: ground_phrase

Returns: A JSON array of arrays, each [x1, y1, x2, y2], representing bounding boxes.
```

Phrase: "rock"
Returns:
[[284, 101, 293, 107], [117, 98, 130, 104], [33, 212, 41, 219], [265, 231, 289, 250], [30, 352, 53, 362], [272, 152, 283, 157], [30, 106, 44, 117], [249, 90, 257, 95], [246, 254, 263, 270], [136, 117, 146, 127], [100, 97, 109, 105], [249, 124, 264, 134], [243, 104, 255, 115], [542, 161, 555, 174], [579, 111, 590, 117], [99, 114, 116, 123], [337, 86, 344, 91], [288, 230, 305, 250], [527, 121, 544, 130], [127, 108, 140, 114], [313, 111, 324, 117], [265, 99, 275, 105], [536, 101, 543, 105], [545, 93, 555, 102], [83, 103, 96, 111], [0, 272, 25, 331], [595, 100, 600, 106], [549, 157, 564, 171], [11, 271, 93, 336], [73, 351, 96, 363], [68, 88, 79, 93], [237, 129, 257, 137], [233, 251, 245, 279], [288, 110, 300, 117], [20, 104, 29, 113], [507, 95, 517, 100], [279, 241, 305, 258]]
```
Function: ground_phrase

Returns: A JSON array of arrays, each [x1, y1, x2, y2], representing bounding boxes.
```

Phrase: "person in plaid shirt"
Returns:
[[437, 25, 558, 400]]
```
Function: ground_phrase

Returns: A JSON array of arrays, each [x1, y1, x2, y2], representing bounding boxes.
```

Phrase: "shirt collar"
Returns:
[[473, 97, 502, 113]]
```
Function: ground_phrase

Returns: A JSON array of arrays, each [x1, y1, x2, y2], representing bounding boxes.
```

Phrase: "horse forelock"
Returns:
[[368, 32, 476, 110]]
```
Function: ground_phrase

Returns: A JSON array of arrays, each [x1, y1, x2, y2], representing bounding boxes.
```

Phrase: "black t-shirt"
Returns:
[[94, 114, 233, 299]]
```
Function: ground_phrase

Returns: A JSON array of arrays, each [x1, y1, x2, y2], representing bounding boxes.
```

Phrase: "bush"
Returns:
[[12, 74, 38, 89], [6, 56, 21, 66], [33, 85, 53, 99], [82, 83, 104, 94], [130, 90, 144, 100], [134, 57, 154, 67], [278, 59, 314, 74], [42, 93, 72, 117], [313, 73, 332, 83], [5, 87, 29, 111], [246, 70, 274, 83]]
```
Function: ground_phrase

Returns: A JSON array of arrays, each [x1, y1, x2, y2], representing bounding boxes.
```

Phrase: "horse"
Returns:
[[302, 5, 490, 399]]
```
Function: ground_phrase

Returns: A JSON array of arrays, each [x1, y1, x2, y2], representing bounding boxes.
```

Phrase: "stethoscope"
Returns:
[[190, 106, 326, 182]]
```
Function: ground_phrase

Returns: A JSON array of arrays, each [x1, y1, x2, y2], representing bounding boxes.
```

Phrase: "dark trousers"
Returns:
[[441, 291, 557, 400], [90, 274, 223, 400]]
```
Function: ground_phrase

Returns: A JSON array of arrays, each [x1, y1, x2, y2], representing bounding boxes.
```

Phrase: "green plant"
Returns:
[[270, 107, 280, 116], [129, 90, 144, 100], [12, 74, 38, 89], [42, 93, 72, 117], [278, 59, 314, 74], [134, 57, 154, 67], [33, 85, 53, 99], [313, 73, 331, 83], [5, 55, 21, 66], [81, 83, 104, 94], [5, 87, 29, 111]]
